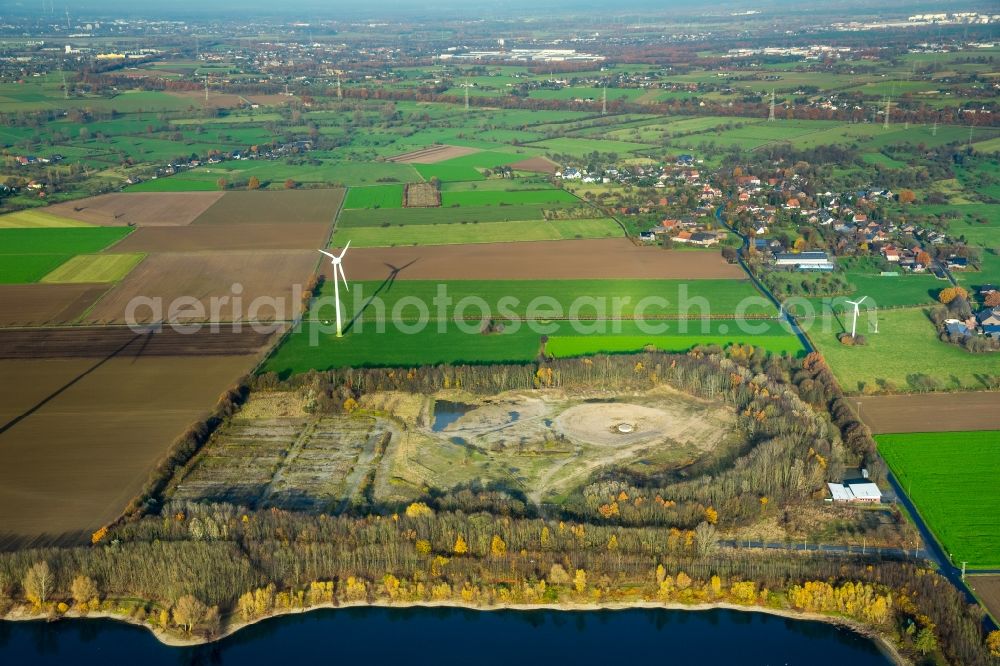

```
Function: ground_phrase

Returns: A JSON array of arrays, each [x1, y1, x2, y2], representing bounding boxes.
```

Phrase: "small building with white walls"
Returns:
[[827, 480, 882, 503]]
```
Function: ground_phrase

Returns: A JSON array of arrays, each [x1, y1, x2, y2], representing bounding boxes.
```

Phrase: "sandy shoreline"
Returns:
[[2, 599, 908, 664]]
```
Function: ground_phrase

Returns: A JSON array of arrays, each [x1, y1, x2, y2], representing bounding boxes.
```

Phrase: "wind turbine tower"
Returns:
[[204, 75, 209, 102], [602, 83, 607, 115], [337, 75, 343, 99], [932, 121, 938, 136], [845, 296, 868, 339], [768, 89, 775, 122], [883, 95, 891, 129], [318, 242, 351, 338], [464, 78, 469, 111], [61, 69, 68, 99]]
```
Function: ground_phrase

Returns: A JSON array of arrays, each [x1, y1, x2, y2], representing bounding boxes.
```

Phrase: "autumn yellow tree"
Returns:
[[573, 569, 587, 593], [704, 506, 718, 525], [405, 502, 434, 518], [490, 535, 507, 557], [938, 286, 969, 305], [247, 176, 260, 190], [916, 250, 932, 267], [985, 291, 1000, 308], [897, 189, 916, 204], [453, 534, 468, 555], [987, 630, 1000, 657]]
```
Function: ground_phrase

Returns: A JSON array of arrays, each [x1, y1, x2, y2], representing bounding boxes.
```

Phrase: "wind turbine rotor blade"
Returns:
[[318, 249, 336, 259], [856, 295, 868, 306], [338, 263, 349, 292], [336, 240, 351, 260]]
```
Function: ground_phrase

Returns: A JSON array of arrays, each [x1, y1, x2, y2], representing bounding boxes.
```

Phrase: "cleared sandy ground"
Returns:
[[0, 284, 109, 326], [389, 145, 479, 164], [46, 192, 225, 226], [0, 355, 255, 544], [82, 250, 317, 324], [329, 238, 746, 281], [858, 392, 1000, 434]]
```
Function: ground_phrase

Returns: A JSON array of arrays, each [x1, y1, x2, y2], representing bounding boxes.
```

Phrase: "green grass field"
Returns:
[[877, 431, 1000, 568], [127, 178, 223, 192], [0, 228, 132, 255], [808, 307, 1000, 393], [313, 278, 776, 322], [261, 317, 800, 375], [0, 227, 132, 283], [40, 253, 144, 283], [337, 204, 550, 227], [344, 184, 405, 209], [333, 217, 620, 247], [439, 189, 579, 207], [0, 209, 92, 228]]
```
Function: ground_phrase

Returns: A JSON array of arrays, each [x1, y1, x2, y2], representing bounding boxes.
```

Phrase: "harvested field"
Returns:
[[858, 393, 1000, 434], [45, 192, 225, 227], [0, 283, 109, 326], [389, 145, 478, 164], [0, 359, 95, 423], [0, 355, 254, 544], [0, 327, 276, 359], [83, 250, 317, 324], [331, 239, 747, 280], [192, 188, 344, 225], [111, 223, 331, 252], [40, 253, 144, 283], [510, 156, 560, 173], [403, 182, 441, 208], [969, 575, 1000, 622]]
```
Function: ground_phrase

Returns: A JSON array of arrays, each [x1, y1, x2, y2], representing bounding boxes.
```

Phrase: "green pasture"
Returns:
[[878, 431, 1000, 568]]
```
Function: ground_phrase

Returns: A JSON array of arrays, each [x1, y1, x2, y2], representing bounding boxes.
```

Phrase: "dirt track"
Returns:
[[858, 392, 1000, 434], [0, 284, 109, 326], [0, 327, 277, 359], [46, 192, 224, 227], [329, 238, 746, 281], [112, 223, 331, 252], [389, 145, 478, 164]]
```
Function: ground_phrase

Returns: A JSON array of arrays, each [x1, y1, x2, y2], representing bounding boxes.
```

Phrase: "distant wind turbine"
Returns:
[[319, 241, 351, 337], [845, 295, 868, 338]]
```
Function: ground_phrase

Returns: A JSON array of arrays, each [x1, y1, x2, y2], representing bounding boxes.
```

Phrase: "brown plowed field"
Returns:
[[0, 359, 95, 423], [0, 327, 277, 359], [331, 239, 747, 281], [0, 284, 109, 326], [389, 145, 478, 164], [192, 188, 344, 225], [46, 192, 224, 226], [111, 222, 331, 252], [968, 575, 1000, 624], [83, 250, 317, 324], [0, 355, 254, 543], [858, 393, 1000, 434], [510, 156, 560, 173]]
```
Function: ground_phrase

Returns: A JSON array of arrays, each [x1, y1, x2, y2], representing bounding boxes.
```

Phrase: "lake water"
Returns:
[[431, 400, 474, 431], [0, 606, 893, 665]]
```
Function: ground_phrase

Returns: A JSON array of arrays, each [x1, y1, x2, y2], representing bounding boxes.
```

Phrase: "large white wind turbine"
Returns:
[[319, 241, 351, 337], [845, 295, 868, 338]]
